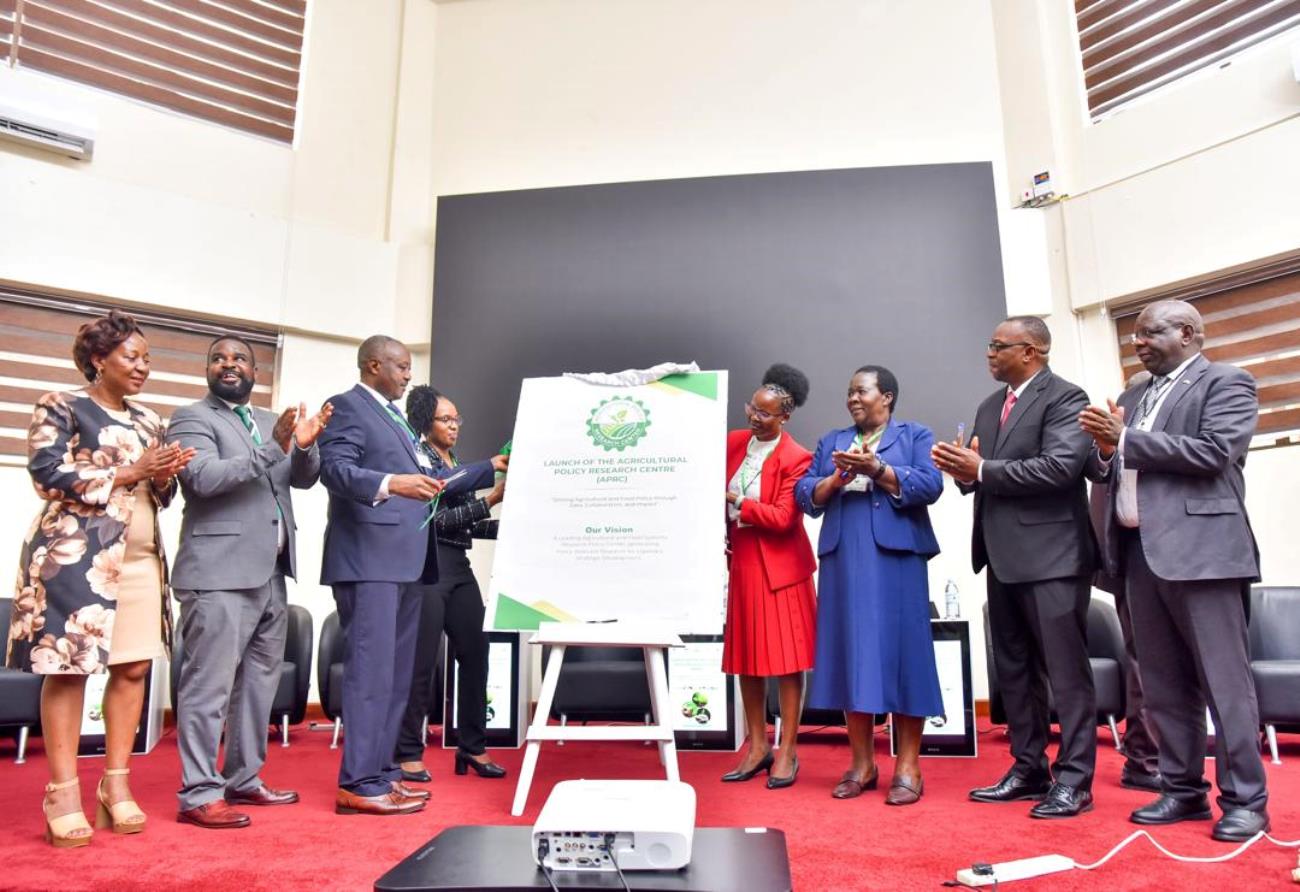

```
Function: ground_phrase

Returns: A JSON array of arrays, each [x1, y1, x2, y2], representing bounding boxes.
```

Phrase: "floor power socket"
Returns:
[[955, 854, 1075, 886]]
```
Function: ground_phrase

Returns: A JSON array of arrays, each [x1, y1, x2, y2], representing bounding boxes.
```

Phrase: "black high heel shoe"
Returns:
[[766, 757, 799, 790], [720, 750, 774, 783], [455, 751, 507, 779]]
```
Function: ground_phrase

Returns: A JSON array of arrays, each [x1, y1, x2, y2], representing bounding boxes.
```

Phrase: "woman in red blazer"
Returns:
[[721, 364, 817, 790]]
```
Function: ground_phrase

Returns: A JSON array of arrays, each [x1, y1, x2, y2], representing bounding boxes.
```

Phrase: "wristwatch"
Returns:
[[867, 459, 889, 481]]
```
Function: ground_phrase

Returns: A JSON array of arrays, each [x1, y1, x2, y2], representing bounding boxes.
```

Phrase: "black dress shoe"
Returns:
[[766, 757, 798, 790], [721, 751, 774, 783], [1129, 794, 1212, 825], [1212, 808, 1269, 842], [1119, 765, 1162, 792], [454, 751, 507, 779], [969, 771, 1051, 803], [400, 768, 431, 784], [1029, 783, 1093, 819]]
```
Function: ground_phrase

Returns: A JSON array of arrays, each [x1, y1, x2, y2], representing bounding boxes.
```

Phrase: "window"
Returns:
[[1076, 0, 1300, 120], [0, 0, 306, 143], [1110, 261, 1300, 446], [0, 286, 280, 463]]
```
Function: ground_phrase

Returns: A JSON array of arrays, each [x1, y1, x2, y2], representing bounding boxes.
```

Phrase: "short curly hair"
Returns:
[[72, 310, 146, 382], [406, 383, 446, 439], [760, 363, 810, 414]]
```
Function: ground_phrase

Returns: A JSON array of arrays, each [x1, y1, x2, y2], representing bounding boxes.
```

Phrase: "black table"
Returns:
[[374, 826, 792, 892]]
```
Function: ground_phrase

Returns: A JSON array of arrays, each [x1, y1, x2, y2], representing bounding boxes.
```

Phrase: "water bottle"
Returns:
[[944, 579, 960, 619]]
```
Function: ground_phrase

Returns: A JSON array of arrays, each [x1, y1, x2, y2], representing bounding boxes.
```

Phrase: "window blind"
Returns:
[[3, 0, 306, 143], [0, 288, 280, 462], [1111, 267, 1300, 443], [1077, 0, 1300, 119]]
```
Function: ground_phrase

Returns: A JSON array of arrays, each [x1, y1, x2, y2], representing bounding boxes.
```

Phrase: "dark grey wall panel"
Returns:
[[430, 164, 1007, 456]]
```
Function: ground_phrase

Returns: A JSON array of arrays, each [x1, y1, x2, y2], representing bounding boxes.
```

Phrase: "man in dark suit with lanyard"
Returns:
[[319, 335, 444, 816], [933, 315, 1097, 819], [1080, 299, 1268, 842]]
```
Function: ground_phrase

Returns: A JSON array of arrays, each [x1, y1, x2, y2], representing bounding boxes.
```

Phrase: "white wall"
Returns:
[[0, 0, 440, 700]]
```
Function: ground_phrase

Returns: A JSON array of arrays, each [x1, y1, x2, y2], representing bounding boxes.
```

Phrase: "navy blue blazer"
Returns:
[[318, 384, 437, 585], [794, 418, 942, 559]]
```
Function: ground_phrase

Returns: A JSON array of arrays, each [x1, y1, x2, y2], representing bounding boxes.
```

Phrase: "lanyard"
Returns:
[[383, 404, 419, 443]]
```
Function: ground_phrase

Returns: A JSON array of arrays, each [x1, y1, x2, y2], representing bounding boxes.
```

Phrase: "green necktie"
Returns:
[[234, 404, 284, 530], [233, 404, 263, 444]]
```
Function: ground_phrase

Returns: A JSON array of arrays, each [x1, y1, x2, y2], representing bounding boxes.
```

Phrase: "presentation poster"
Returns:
[[668, 640, 728, 733], [487, 371, 728, 633], [926, 639, 967, 739]]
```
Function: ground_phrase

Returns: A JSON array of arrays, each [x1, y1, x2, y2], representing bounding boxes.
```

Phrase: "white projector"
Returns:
[[532, 780, 696, 872]]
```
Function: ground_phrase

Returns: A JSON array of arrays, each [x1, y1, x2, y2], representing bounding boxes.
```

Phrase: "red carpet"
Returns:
[[1, 723, 1297, 890]]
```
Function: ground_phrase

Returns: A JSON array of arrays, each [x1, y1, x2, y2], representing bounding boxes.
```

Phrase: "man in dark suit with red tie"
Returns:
[[933, 316, 1097, 819], [1080, 299, 1268, 842], [319, 335, 444, 816]]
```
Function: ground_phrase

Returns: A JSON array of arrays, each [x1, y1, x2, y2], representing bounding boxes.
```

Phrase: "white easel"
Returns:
[[510, 622, 684, 816]]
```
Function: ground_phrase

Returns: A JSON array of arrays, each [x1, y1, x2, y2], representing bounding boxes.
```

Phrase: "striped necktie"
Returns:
[[233, 404, 262, 444]]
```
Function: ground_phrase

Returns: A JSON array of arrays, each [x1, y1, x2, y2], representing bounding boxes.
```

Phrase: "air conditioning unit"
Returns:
[[0, 101, 96, 161]]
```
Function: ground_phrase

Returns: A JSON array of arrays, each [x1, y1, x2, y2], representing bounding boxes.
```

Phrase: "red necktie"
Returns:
[[999, 390, 1017, 427]]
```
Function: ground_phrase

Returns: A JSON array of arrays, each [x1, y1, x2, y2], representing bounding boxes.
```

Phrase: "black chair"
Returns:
[[0, 597, 43, 764], [170, 602, 315, 746], [1249, 585, 1300, 764], [983, 598, 1127, 748], [270, 605, 314, 746], [545, 646, 653, 736], [317, 610, 345, 748]]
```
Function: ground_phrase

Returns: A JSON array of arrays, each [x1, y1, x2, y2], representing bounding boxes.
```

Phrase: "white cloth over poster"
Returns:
[[487, 368, 728, 634]]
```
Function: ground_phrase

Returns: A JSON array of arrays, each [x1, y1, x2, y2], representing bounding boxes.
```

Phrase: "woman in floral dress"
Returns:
[[6, 310, 194, 847]]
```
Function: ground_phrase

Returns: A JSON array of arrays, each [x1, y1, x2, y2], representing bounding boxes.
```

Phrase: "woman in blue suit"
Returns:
[[795, 365, 943, 806]]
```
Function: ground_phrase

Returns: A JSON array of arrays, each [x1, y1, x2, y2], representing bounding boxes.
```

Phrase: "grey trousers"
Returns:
[[175, 573, 287, 811], [1123, 529, 1267, 812]]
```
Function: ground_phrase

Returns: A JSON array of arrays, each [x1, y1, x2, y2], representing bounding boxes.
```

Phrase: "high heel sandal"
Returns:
[[96, 768, 146, 834], [43, 777, 93, 848], [454, 750, 507, 779], [720, 750, 774, 783]]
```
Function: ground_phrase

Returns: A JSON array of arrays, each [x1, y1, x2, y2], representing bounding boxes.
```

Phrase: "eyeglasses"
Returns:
[[744, 402, 779, 422], [433, 415, 463, 426], [987, 341, 1031, 353], [1130, 325, 1171, 344]]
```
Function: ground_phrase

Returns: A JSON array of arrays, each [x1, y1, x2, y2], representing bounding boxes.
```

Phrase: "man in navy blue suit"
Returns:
[[319, 335, 445, 815]]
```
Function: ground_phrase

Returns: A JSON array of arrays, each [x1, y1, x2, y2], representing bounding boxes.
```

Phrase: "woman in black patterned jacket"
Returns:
[[393, 384, 509, 781]]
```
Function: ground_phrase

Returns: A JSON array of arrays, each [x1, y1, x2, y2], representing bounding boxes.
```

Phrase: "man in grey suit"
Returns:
[[933, 316, 1097, 819], [168, 335, 332, 829], [1081, 299, 1268, 842]]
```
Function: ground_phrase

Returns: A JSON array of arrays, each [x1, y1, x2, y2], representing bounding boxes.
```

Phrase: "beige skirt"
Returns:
[[107, 488, 165, 665]]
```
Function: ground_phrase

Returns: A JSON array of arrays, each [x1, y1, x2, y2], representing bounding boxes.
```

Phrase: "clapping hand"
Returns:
[[294, 401, 333, 449], [1079, 400, 1125, 457], [142, 442, 196, 487], [931, 435, 981, 484]]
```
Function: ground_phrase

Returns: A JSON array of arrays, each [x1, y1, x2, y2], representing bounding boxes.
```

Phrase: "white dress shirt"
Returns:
[[1111, 352, 1200, 527]]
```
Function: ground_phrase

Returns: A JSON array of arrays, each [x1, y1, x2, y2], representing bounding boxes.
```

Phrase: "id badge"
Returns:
[[843, 475, 870, 493], [416, 451, 433, 469]]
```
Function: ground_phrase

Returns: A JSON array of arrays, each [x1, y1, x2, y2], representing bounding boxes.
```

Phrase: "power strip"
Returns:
[[955, 854, 1075, 886]]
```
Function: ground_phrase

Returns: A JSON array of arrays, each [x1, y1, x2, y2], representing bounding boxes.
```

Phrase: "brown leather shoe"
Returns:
[[335, 789, 425, 816], [178, 800, 251, 829], [392, 781, 430, 801], [832, 768, 879, 800], [226, 785, 299, 807], [885, 773, 924, 806]]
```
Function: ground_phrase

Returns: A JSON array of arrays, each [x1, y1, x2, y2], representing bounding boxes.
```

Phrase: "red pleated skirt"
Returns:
[[721, 524, 817, 676]]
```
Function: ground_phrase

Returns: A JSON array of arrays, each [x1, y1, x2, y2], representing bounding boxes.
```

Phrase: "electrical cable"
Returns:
[[536, 839, 560, 892], [604, 833, 631, 892], [1074, 829, 1300, 871]]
